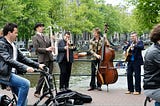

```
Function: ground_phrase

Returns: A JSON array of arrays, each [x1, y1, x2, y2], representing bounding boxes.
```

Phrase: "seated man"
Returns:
[[0, 23, 44, 106]]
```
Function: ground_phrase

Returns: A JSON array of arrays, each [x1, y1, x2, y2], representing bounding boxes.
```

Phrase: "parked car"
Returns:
[[19, 48, 31, 57]]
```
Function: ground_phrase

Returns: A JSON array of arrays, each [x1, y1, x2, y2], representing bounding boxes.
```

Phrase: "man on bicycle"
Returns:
[[0, 23, 44, 106]]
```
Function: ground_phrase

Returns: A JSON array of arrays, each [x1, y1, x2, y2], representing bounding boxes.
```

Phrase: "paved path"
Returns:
[[0, 76, 154, 106], [0, 87, 154, 106]]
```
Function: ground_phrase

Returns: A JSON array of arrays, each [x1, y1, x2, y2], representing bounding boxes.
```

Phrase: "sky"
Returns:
[[105, 0, 125, 6], [105, 0, 134, 13]]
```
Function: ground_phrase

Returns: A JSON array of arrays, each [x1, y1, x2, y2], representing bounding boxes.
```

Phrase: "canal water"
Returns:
[[23, 49, 146, 90]]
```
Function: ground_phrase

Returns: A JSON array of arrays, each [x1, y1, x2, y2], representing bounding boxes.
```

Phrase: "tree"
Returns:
[[127, 0, 160, 33], [0, 0, 23, 27]]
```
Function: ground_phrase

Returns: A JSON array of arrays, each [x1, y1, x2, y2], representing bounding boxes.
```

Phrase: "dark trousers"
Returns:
[[127, 61, 141, 92], [58, 60, 72, 89], [35, 61, 53, 94], [90, 59, 101, 88]]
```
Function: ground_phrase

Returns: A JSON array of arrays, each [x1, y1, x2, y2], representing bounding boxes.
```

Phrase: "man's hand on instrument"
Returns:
[[95, 54, 101, 59], [51, 35, 55, 40], [64, 45, 69, 50], [46, 46, 54, 52]]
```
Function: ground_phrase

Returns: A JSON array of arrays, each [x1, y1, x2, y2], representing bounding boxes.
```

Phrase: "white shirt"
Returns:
[[11, 42, 17, 73]]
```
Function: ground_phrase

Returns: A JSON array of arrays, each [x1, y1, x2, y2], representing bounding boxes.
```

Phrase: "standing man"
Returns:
[[88, 27, 110, 91], [32, 23, 54, 98], [124, 32, 144, 95], [143, 24, 160, 105], [0, 23, 44, 106], [56, 32, 76, 91]]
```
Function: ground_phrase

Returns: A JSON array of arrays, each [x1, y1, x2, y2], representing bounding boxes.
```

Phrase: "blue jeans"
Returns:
[[0, 73, 30, 106], [155, 102, 160, 106]]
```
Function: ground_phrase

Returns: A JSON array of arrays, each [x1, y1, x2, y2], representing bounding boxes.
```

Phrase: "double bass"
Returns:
[[97, 23, 118, 90]]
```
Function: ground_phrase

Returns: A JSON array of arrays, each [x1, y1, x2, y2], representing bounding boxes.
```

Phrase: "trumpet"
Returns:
[[66, 39, 75, 49]]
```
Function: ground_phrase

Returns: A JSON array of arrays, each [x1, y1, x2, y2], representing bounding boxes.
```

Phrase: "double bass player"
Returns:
[[88, 27, 110, 91]]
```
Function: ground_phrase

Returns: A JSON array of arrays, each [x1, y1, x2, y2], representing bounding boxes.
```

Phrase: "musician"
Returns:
[[124, 32, 144, 95], [56, 31, 76, 91], [88, 27, 110, 91], [32, 23, 54, 98]]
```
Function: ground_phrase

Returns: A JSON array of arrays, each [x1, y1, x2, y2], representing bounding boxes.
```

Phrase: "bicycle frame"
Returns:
[[144, 96, 160, 106], [33, 66, 58, 106], [8, 66, 57, 106]]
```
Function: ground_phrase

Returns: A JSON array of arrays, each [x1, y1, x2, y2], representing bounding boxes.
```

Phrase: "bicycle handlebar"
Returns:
[[34, 66, 50, 75]]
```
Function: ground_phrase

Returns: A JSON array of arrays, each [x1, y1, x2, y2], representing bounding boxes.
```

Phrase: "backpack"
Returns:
[[55, 90, 92, 106], [0, 94, 13, 106]]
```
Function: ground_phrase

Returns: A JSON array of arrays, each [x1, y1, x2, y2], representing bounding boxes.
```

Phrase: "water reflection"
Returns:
[[23, 61, 91, 88], [24, 50, 126, 88]]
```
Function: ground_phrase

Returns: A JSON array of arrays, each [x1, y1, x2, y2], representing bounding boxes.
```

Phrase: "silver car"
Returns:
[[19, 48, 31, 57]]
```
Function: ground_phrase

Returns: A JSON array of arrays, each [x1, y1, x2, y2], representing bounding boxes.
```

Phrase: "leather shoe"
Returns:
[[133, 92, 141, 95], [87, 88, 94, 91], [34, 93, 40, 98], [125, 91, 133, 94], [97, 87, 102, 91]]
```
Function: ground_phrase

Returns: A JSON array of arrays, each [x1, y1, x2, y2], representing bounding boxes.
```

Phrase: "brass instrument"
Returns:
[[48, 26, 58, 56], [67, 38, 76, 49]]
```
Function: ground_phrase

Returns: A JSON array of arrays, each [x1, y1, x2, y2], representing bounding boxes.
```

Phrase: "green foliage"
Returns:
[[0, 0, 136, 43], [128, 0, 160, 34], [0, 0, 24, 26]]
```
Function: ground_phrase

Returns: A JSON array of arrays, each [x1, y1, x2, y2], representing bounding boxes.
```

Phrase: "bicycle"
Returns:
[[33, 66, 58, 106], [144, 96, 160, 106], [0, 91, 17, 106], [1, 66, 58, 106]]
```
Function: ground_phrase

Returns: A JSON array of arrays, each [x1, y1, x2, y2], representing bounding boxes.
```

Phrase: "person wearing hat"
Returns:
[[32, 23, 54, 98]]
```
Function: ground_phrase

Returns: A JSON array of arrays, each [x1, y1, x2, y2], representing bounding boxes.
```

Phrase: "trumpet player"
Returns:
[[56, 31, 76, 91], [32, 23, 54, 98]]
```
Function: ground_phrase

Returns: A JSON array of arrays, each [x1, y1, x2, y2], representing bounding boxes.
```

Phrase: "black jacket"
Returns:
[[124, 40, 144, 65], [56, 39, 76, 63], [143, 43, 160, 89], [0, 37, 39, 81]]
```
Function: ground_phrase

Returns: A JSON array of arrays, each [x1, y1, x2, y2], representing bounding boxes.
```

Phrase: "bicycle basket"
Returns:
[[0, 94, 13, 106]]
